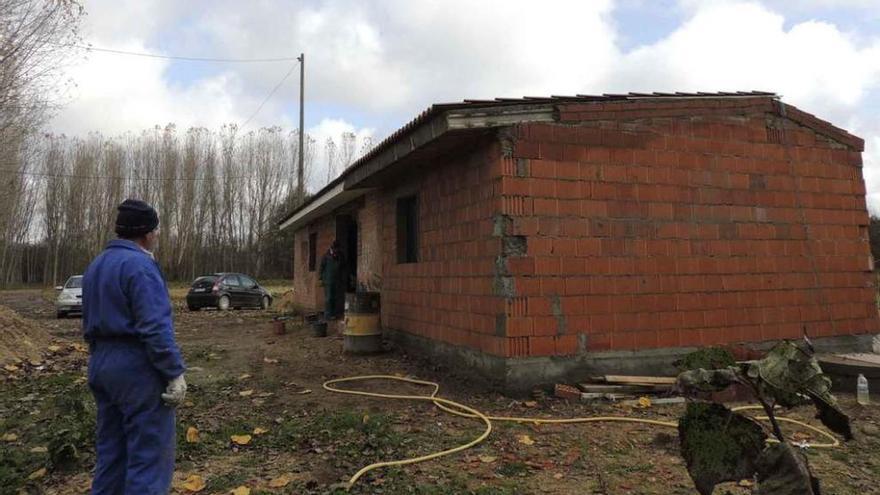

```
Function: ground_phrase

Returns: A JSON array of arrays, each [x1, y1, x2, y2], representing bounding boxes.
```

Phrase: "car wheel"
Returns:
[[56, 311, 66, 319], [218, 295, 230, 311], [187, 304, 199, 312], [261, 296, 270, 310]]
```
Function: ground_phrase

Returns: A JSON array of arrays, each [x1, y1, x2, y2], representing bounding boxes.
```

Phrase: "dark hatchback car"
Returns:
[[185, 273, 273, 311]]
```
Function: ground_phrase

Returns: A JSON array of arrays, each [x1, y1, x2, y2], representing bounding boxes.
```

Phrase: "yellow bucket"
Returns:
[[343, 314, 381, 336]]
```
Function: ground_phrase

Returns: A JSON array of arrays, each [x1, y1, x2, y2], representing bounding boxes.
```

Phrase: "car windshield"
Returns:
[[65, 276, 83, 289]]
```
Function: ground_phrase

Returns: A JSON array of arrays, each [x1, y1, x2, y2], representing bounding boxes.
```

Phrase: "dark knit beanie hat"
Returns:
[[115, 199, 159, 237]]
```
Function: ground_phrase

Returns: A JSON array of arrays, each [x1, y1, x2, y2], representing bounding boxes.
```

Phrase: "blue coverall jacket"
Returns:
[[82, 239, 185, 494]]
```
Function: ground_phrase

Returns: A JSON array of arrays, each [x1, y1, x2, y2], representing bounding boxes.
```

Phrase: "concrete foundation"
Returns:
[[344, 334, 382, 354], [387, 328, 877, 396]]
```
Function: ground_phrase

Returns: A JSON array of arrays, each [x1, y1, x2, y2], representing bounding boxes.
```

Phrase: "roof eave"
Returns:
[[278, 104, 556, 231]]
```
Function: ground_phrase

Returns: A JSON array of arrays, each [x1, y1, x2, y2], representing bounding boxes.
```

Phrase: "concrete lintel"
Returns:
[[279, 183, 371, 232], [446, 104, 555, 130]]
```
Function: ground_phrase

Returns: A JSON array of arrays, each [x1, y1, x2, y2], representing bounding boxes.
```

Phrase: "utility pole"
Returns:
[[296, 53, 305, 203]]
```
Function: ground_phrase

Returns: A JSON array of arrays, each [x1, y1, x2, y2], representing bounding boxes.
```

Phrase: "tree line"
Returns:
[[0, 125, 369, 286]]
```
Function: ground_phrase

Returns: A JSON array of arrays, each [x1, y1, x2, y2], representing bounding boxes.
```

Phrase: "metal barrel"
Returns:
[[343, 292, 381, 353]]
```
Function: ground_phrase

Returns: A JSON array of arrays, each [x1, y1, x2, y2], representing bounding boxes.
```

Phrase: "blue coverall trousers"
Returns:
[[88, 340, 175, 495]]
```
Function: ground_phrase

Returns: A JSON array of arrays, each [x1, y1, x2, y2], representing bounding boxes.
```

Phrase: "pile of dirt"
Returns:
[[0, 305, 53, 365], [274, 289, 300, 314]]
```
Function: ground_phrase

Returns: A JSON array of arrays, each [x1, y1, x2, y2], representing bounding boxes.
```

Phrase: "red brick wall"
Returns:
[[380, 140, 509, 356], [357, 192, 383, 291], [291, 216, 336, 313], [498, 98, 879, 358]]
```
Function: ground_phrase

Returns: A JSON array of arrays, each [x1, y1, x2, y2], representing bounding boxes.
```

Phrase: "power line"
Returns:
[[52, 42, 300, 63], [240, 61, 300, 130], [0, 167, 259, 182]]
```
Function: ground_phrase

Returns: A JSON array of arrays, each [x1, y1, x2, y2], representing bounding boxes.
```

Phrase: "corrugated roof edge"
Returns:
[[278, 91, 861, 228]]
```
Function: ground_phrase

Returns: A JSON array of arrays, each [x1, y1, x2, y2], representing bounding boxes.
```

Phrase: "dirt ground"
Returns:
[[2, 288, 880, 495]]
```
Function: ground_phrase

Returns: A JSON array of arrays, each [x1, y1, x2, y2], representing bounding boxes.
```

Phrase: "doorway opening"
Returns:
[[335, 215, 359, 313]]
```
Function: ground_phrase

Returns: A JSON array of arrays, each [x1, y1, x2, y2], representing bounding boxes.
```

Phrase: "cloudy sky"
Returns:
[[50, 0, 880, 206]]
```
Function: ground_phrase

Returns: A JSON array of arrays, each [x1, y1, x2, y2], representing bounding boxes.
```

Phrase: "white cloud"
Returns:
[[862, 134, 880, 216], [185, 0, 619, 115], [51, 40, 242, 135]]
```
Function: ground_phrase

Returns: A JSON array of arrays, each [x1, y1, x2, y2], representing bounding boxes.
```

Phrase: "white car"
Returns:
[[55, 275, 83, 318]]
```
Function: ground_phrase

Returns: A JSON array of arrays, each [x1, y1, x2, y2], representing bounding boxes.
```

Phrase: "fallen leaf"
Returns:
[[517, 434, 535, 446], [230, 487, 250, 495], [186, 427, 200, 443], [231, 434, 252, 445], [252, 427, 268, 435], [238, 374, 251, 380], [738, 479, 754, 487], [3, 364, 19, 372], [553, 473, 564, 480], [28, 359, 41, 366], [479, 455, 497, 463], [74, 377, 87, 384], [263, 357, 279, 364], [238, 390, 254, 397], [1, 433, 18, 442], [208, 353, 219, 360], [362, 414, 370, 424], [523, 401, 538, 408], [268, 474, 291, 488], [71, 343, 88, 353], [29, 446, 48, 453], [27, 468, 46, 480], [792, 432, 812, 442], [182, 474, 206, 492], [638, 396, 652, 408], [47, 345, 61, 352]]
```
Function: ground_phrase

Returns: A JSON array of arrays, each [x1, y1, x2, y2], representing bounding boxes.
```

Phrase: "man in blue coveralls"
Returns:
[[82, 199, 187, 494]]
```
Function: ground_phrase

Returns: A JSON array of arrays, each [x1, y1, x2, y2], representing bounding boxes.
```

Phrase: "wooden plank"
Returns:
[[577, 383, 668, 393], [621, 397, 685, 407], [603, 375, 677, 385], [818, 353, 880, 379], [580, 392, 633, 401]]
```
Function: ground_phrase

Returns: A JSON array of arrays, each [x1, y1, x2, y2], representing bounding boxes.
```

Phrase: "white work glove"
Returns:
[[161, 374, 187, 407]]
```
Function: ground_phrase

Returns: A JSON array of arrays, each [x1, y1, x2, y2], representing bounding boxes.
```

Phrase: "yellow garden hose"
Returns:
[[323, 375, 493, 487], [323, 375, 841, 489]]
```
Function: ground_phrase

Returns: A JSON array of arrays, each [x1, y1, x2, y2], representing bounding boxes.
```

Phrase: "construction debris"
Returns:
[[553, 383, 582, 400], [561, 374, 679, 403], [601, 375, 677, 385], [578, 383, 669, 394]]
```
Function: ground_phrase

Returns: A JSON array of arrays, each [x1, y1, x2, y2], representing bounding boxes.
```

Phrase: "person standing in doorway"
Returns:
[[82, 199, 186, 494], [319, 240, 345, 320]]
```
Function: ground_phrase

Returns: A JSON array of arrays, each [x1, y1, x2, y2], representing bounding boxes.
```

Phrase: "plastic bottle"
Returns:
[[857, 374, 870, 405]]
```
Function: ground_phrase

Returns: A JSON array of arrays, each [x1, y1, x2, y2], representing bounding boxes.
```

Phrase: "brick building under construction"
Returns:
[[278, 91, 879, 391]]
